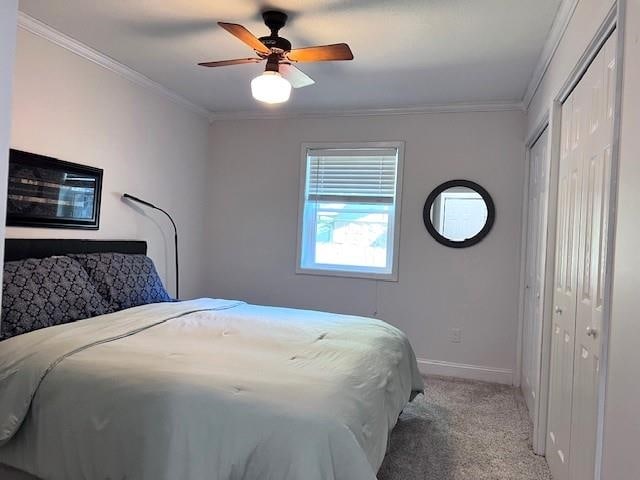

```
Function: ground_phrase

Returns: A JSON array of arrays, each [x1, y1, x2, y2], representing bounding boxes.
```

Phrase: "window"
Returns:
[[297, 142, 404, 280]]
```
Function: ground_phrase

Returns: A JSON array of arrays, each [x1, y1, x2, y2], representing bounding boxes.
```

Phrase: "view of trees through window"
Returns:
[[312, 202, 392, 269]]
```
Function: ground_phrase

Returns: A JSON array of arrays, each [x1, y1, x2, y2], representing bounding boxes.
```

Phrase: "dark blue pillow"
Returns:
[[70, 253, 171, 312], [1, 256, 111, 340]]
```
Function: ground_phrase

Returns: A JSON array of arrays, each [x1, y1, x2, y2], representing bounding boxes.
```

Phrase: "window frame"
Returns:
[[296, 141, 405, 281]]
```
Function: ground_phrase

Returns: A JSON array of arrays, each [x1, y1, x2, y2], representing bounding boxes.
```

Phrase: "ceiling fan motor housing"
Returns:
[[259, 36, 292, 52], [259, 10, 292, 52]]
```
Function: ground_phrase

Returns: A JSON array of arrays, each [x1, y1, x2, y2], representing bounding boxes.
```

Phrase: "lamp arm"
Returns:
[[153, 207, 179, 300], [154, 207, 177, 237], [122, 193, 179, 299], [122, 193, 156, 209]]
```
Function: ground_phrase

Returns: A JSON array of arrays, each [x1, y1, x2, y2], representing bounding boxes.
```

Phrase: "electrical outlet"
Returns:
[[450, 328, 462, 343]]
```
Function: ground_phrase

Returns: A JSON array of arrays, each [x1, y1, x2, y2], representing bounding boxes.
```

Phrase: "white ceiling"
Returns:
[[18, 0, 561, 116]]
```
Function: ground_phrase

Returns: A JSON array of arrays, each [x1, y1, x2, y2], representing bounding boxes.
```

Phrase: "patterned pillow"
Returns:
[[70, 253, 171, 311], [1, 256, 111, 340]]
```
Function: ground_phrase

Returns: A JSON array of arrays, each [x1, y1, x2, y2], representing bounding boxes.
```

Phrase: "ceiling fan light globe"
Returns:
[[251, 72, 291, 104]]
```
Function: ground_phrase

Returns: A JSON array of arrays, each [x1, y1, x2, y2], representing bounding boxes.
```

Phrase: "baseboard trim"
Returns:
[[416, 358, 514, 385]]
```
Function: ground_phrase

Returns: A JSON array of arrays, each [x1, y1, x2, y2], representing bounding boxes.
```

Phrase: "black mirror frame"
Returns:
[[422, 179, 495, 249]]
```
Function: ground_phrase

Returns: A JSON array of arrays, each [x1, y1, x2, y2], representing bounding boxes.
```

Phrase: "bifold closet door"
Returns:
[[522, 127, 548, 422], [546, 32, 616, 480], [547, 78, 582, 480], [568, 32, 616, 480]]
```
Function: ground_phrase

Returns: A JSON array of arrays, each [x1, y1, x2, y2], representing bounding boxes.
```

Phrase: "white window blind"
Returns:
[[306, 148, 399, 204]]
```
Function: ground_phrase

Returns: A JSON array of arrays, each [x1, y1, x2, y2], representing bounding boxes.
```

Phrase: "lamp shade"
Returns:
[[251, 71, 292, 104]]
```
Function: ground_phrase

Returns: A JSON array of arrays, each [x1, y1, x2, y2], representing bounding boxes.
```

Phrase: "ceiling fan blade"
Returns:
[[198, 58, 263, 67], [279, 64, 315, 88], [218, 22, 271, 55], [288, 43, 353, 62]]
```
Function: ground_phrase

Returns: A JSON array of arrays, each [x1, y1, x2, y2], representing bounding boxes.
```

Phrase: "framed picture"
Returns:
[[6, 149, 103, 229]]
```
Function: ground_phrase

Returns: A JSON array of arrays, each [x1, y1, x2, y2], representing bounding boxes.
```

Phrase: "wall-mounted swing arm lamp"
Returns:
[[122, 193, 179, 299]]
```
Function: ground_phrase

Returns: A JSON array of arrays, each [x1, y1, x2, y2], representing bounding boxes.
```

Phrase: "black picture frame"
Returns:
[[6, 149, 103, 230], [422, 179, 495, 248]]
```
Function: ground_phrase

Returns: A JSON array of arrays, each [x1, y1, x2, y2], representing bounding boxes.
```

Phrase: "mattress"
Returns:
[[0, 298, 423, 480]]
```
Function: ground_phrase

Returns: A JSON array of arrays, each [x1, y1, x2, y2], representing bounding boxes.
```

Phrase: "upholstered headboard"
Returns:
[[0, 239, 175, 342], [4, 239, 147, 262]]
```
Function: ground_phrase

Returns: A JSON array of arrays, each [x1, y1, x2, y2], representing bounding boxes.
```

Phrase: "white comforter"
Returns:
[[0, 299, 423, 480]]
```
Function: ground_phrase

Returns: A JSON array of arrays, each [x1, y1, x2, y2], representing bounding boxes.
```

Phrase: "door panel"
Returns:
[[568, 33, 615, 480], [547, 32, 616, 480], [522, 127, 548, 420], [547, 91, 582, 480]]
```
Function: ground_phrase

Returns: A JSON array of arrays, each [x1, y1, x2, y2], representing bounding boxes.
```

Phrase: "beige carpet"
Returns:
[[378, 376, 552, 480]]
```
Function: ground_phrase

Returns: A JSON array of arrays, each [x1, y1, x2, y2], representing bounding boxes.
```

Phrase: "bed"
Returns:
[[0, 239, 424, 480]]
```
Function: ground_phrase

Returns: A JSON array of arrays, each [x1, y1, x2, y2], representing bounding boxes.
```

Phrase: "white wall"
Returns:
[[8, 28, 211, 299], [206, 111, 525, 382], [601, 1, 640, 477], [0, 1, 18, 296]]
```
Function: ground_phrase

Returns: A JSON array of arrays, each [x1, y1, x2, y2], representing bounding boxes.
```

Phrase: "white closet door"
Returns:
[[547, 81, 583, 480], [547, 32, 616, 480], [522, 127, 548, 421], [568, 33, 616, 480]]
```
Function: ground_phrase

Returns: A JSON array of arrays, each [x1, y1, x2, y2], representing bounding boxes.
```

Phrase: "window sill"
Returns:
[[295, 266, 398, 282]]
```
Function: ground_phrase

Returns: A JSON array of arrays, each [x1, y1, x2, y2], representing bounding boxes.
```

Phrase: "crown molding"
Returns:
[[208, 101, 525, 122], [17, 11, 211, 119], [16, 12, 526, 124], [522, 0, 580, 109]]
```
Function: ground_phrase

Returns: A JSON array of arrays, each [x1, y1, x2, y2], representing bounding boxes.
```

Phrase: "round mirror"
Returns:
[[423, 179, 495, 248]]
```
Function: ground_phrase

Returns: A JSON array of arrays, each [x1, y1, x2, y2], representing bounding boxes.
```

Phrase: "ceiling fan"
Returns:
[[198, 10, 354, 104]]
